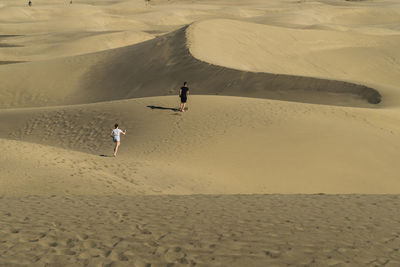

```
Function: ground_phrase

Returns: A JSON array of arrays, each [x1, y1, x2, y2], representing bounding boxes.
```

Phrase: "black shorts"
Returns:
[[180, 96, 187, 103]]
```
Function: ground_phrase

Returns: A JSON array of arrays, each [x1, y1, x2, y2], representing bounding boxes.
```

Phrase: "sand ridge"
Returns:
[[187, 18, 399, 103], [0, 25, 381, 108]]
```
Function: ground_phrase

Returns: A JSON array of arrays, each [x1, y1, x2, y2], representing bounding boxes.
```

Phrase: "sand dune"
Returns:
[[0, 25, 381, 108], [1, 96, 399, 194], [0, 30, 154, 62], [0, 137, 216, 197], [188, 19, 400, 96], [1, 0, 400, 265]]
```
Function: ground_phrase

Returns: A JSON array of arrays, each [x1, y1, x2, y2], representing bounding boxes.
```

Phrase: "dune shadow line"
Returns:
[[81, 26, 381, 107], [0, 61, 26, 65], [147, 105, 179, 112]]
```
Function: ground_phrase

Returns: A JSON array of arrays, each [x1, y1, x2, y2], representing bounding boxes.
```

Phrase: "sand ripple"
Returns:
[[1, 195, 400, 266]]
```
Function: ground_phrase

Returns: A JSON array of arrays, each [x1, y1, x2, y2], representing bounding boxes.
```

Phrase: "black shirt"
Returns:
[[180, 86, 189, 97]]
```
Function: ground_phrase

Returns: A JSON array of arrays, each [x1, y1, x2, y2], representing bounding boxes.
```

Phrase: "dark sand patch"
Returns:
[[0, 43, 23, 47], [0, 35, 23, 38], [0, 61, 26, 65]]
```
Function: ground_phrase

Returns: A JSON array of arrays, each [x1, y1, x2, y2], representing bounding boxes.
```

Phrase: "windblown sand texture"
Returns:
[[1, 0, 400, 266]]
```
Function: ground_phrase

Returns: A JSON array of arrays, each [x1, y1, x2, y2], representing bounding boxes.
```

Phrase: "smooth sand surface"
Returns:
[[0, 96, 399, 195], [1, 0, 400, 265]]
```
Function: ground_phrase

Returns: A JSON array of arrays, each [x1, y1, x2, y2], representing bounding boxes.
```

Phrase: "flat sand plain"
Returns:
[[1, 0, 400, 265]]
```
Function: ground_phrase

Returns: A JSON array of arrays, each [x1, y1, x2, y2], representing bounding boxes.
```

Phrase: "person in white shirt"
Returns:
[[110, 123, 126, 157]]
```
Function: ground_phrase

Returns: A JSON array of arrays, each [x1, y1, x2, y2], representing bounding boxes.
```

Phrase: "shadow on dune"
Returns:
[[147, 105, 179, 112], [0, 61, 26, 65], [0, 35, 23, 38], [0, 26, 381, 108], [0, 44, 23, 48], [81, 26, 381, 107]]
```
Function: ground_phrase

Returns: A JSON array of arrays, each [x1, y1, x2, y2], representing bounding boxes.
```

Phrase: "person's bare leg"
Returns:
[[114, 142, 120, 156], [182, 103, 186, 112]]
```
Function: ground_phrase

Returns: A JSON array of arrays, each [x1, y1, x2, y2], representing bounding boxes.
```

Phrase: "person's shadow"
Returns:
[[147, 105, 180, 112]]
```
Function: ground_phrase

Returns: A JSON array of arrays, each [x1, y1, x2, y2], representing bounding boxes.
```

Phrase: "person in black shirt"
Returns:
[[179, 81, 190, 112]]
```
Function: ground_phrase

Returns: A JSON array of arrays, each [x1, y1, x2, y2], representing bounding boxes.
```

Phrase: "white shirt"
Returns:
[[112, 128, 123, 137]]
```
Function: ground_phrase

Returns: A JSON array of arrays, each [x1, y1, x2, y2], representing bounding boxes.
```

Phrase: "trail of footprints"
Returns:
[[9, 108, 111, 153]]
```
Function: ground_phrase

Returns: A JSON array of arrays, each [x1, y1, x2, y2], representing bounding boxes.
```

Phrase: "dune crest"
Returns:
[[187, 19, 400, 103], [0, 24, 381, 108]]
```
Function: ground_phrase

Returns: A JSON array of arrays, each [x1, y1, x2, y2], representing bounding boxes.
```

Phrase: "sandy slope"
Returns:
[[0, 137, 216, 197], [1, 96, 399, 195], [1, 0, 400, 265], [188, 19, 400, 98]]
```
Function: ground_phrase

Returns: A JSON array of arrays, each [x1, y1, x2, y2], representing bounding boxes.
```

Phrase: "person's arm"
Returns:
[[179, 89, 182, 97], [110, 130, 114, 137], [122, 130, 127, 135]]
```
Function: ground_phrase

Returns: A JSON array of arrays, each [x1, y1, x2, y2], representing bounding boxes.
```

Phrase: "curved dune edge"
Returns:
[[0, 24, 381, 109], [186, 19, 399, 101], [1, 95, 399, 195]]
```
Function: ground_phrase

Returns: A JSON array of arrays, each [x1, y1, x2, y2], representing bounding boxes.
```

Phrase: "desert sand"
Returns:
[[1, 0, 400, 265]]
